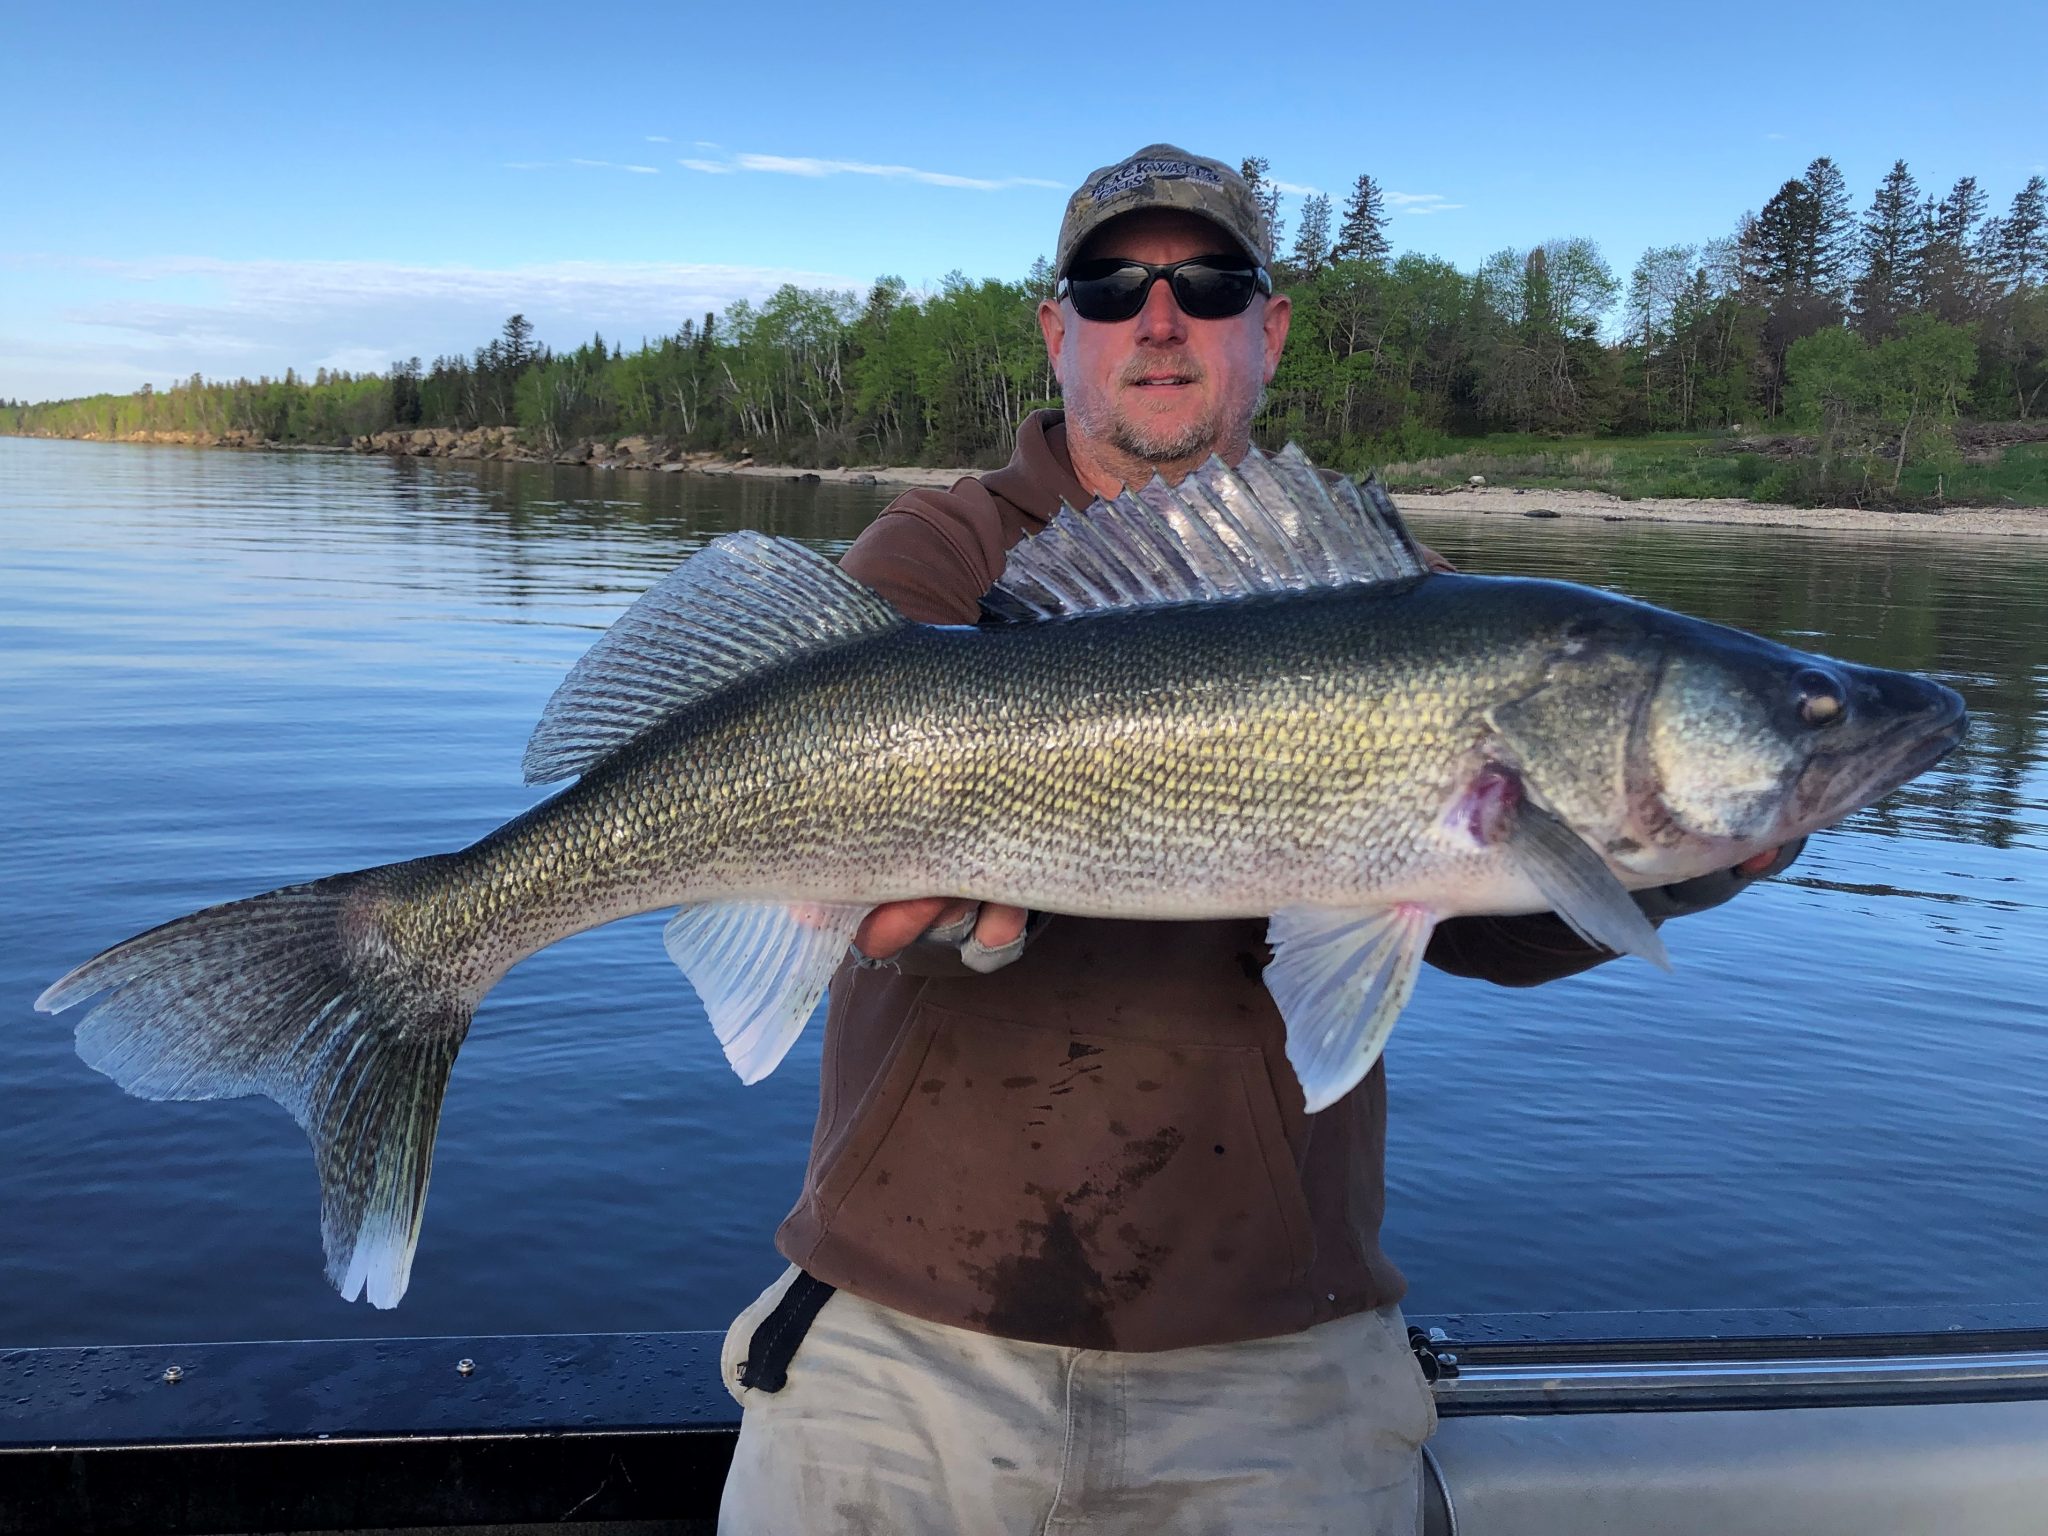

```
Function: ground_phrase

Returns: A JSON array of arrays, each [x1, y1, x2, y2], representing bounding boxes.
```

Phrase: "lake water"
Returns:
[[2, 436, 2043, 1348]]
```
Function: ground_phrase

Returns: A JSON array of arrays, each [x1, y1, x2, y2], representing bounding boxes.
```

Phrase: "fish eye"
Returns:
[[1795, 669, 1845, 726]]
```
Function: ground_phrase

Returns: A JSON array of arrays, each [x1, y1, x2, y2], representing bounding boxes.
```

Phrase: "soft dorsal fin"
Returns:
[[523, 531, 904, 784], [984, 444, 1427, 622]]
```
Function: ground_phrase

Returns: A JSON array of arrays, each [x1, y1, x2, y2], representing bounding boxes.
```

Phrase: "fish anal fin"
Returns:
[[663, 900, 872, 1084], [1265, 904, 1437, 1114]]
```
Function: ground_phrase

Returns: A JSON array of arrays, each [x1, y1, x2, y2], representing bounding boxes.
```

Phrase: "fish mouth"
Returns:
[[1789, 687, 1967, 833]]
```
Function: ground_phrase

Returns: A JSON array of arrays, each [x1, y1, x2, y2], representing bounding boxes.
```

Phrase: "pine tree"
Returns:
[[1333, 173, 1391, 265], [1997, 175, 2047, 291], [1921, 176, 1990, 322], [1239, 155, 1285, 256], [1290, 193, 1333, 276], [1802, 157, 1855, 298], [1745, 180, 1819, 296], [1933, 176, 1988, 250], [1853, 160, 1923, 336], [500, 314, 537, 372]]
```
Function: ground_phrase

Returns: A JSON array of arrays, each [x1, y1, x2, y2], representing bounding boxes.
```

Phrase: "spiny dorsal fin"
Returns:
[[985, 444, 1427, 622], [523, 531, 904, 784]]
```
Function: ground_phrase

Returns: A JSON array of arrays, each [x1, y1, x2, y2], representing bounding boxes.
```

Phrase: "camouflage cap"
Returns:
[[1055, 144, 1272, 277]]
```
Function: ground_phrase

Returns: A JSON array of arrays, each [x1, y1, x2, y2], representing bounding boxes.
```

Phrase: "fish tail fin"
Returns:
[[35, 857, 473, 1309]]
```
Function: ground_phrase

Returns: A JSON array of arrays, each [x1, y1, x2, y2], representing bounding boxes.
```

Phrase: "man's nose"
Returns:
[[1134, 274, 1188, 344]]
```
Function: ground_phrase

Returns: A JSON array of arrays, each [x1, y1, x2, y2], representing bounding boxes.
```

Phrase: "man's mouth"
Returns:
[[1129, 373, 1195, 389]]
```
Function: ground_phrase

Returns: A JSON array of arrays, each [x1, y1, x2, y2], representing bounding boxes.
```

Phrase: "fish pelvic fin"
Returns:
[[1265, 904, 1438, 1114], [983, 443, 1427, 622], [524, 532, 906, 785], [36, 861, 473, 1309], [663, 899, 872, 1084]]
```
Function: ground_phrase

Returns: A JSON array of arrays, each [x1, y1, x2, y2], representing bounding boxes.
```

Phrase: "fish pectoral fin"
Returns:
[[663, 900, 872, 1084], [1265, 904, 1438, 1114], [1508, 801, 1671, 970]]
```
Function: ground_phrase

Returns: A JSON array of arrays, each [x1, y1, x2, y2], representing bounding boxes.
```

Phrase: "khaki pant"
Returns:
[[718, 1265, 1435, 1536]]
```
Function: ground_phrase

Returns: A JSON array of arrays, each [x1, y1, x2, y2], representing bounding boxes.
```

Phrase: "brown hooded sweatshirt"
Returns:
[[774, 410, 1611, 1352]]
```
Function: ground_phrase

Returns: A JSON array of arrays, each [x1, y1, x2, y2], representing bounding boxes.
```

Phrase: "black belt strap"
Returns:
[[739, 1271, 838, 1393]]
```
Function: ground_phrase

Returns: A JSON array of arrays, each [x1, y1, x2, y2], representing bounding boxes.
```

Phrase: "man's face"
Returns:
[[1040, 208, 1290, 478]]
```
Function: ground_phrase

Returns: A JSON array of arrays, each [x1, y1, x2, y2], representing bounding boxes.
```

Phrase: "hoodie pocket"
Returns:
[[801, 1001, 1320, 1330]]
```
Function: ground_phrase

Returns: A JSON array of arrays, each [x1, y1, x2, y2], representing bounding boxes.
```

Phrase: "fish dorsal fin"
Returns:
[[523, 531, 904, 784], [985, 444, 1427, 621]]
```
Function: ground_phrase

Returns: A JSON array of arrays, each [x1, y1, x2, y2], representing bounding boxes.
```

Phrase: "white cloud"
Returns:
[[1273, 180, 1321, 196], [1764, 131, 1788, 142], [675, 150, 1059, 191], [3, 254, 865, 402], [693, 139, 722, 149], [645, 134, 671, 144], [507, 158, 661, 174], [1385, 191, 1464, 216], [316, 345, 400, 375]]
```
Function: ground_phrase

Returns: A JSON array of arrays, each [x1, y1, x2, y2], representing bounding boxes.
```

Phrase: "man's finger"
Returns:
[[973, 903, 1030, 950], [962, 903, 1033, 974], [854, 898, 969, 960]]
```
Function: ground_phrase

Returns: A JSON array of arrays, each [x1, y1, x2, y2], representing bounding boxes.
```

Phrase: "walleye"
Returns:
[[38, 448, 1966, 1308]]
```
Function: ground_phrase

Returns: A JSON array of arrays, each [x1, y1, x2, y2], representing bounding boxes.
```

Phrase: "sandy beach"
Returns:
[[699, 458, 2048, 539]]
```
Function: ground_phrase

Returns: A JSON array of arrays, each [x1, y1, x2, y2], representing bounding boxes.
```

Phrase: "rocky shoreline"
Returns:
[[13, 425, 973, 489], [352, 426, 972, 489], [15, 427, 2047, 534]]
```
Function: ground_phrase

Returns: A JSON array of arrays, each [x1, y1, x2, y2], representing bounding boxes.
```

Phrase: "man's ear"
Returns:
[[1038, 299, 1067, 373], [1260, 293, 1292, 384]]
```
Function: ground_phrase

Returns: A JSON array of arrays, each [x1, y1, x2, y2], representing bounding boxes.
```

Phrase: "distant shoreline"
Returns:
[[11, 427, 2048, 538]]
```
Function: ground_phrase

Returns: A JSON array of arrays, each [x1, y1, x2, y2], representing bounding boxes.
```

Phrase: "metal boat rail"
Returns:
[[1419, 1303, 2048, 1414], [8, 1304, 2048, 1534]]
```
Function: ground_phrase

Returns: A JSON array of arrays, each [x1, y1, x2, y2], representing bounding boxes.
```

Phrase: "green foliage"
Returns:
[[1787, 318, 1976, 490], [6, 157, 2045, 509]]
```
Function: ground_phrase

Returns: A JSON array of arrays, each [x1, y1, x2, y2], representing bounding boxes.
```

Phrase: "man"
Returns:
[[718, 144, 1794, 1534]]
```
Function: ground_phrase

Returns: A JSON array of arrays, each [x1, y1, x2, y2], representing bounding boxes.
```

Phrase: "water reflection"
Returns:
[[1, 438, 2042, 1343]]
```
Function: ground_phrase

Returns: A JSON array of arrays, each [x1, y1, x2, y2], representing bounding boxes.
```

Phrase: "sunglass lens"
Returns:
[[1172, 262, 1258, 319], [1066, 261, 1152, 322]]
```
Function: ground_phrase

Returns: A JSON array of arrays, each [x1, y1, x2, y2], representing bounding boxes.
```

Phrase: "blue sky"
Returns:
[[5, 0, 2044, 403]]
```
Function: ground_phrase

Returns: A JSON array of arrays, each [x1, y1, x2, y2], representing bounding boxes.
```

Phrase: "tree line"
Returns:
[[7, 157, 2043, 492]]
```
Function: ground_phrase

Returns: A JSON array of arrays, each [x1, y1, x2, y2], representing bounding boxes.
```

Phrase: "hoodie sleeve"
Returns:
[[1424, 913, 1617, 987]]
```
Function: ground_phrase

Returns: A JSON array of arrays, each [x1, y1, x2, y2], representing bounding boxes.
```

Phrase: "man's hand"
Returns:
[[854, 899, 1032, 974], [1629, 838, 1806, 924]]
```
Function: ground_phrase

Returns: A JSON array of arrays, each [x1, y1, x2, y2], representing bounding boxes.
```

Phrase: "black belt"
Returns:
[[738, 1270, 838, 1393]]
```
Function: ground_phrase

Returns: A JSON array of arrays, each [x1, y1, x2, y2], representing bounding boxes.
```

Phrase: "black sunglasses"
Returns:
[[1057, 254, 1273, 323]]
